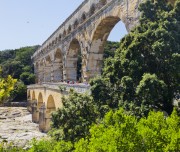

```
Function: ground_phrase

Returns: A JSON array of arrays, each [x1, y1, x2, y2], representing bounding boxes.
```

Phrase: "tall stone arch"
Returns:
[[65, 38, 82, 81], [44, 55, 53, 82], [53, 48, 63, 82], [86, 15, 121, 80]]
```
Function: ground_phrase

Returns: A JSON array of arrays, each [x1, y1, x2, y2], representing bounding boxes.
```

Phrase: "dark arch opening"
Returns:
[[81, 13, 86, 23], [90, 4, 96, 16], [74, 20, 79, 29], [68, 25, 72, 34], [66, 39, 82, 82], [38, 93, 43, 109]]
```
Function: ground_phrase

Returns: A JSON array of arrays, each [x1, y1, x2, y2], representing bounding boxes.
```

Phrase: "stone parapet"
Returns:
[[27, 82, 90, 94]]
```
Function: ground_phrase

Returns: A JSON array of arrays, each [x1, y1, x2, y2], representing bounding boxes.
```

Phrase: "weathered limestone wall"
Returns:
[[27, 83, 90, 132], [32, 0, 142, 83]]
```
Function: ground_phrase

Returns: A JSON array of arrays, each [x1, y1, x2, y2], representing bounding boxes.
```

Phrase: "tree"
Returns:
[[0, 67, 17, 104], [93, 0, 180, 115], [51, 90, 99, 142], [74, 108, 180, 152]]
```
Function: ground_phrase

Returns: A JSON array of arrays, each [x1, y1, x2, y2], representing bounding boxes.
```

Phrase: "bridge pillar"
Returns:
[[39, 106, 55, 133], [32, 100, 39, 123], [27, 99, 36, 113], [39, 104, 46, 132]]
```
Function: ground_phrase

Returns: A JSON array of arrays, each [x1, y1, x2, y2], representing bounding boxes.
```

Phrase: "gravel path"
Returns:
[[0, 107, 47, 147]]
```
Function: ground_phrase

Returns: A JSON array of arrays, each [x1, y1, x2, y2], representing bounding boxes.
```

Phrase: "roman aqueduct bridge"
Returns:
[[28, 0, 142, 132]]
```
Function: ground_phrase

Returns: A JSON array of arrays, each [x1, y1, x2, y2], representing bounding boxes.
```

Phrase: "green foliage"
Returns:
[[20, 72, 35, 85], [0, 142, 24, 152], [104, 41, 119, 59], [0, 46, 38, 81], [10, 81, 27, 101], [51, 90, 99, 142], [0, 46, 38, 101], [0, 70, 17, 104], [28, 139, 56, 152], [75, 108, 180, 152], [136, 73, 168, 108], [92, 0, 180, 116]]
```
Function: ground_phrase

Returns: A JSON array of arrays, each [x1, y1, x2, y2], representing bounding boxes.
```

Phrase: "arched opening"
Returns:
[[44, 55, 52, 82], [66, 39, 82, 82], [74, 20, 79, 29], [58, 34, 62, 41], [38, 93, 43, 109], [68, 25, 72, 34], [86, 16, 127, 81], [81, 13, 86, 23], [90, 4, 96, 16], [32, 91, 35, 100], [53, 48, 63, 82], [55, 37, 58, 44], [63, 30, 66, 37], [47, 95, 56, 111], [39, 59, 44, 83], [44, 95, 56, 132]]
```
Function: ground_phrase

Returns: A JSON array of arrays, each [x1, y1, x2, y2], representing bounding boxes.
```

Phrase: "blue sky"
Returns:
[[0, 0, 127, 51]]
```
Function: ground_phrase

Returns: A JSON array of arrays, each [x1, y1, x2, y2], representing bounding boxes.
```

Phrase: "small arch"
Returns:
[[32, 91, 35, 100], [66, 38, 82, 81], [68, 25, 72, 34], [74, 19, 79, 29], [38, 93, 43, 109], [54, 48, 63, 82], [81, 13, 86, 23], [54, 48, 63, 61], [58, 34, 62, 41], [63, 30, 66, 37], [45, 55, 52, 65], [90, 4, 96, 16], [55, 37, 58, 43], [47, 95, 56, 110]]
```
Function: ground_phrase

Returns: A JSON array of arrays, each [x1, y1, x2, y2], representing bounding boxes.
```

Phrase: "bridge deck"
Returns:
[[27, 82, 90, 94]]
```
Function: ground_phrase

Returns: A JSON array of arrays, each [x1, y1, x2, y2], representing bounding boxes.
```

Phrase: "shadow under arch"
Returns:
[[87, 16, 122, 80], [42, 95, 56, 132], [27, 90, 30, 100], [38, 92, 43, 109], [53, 48, 63, 82], [32, 91, 35, 100], [66, 38, 82, 81]]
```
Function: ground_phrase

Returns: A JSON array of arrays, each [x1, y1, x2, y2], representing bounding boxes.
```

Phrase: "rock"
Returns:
[[0, 107, 47, 147]]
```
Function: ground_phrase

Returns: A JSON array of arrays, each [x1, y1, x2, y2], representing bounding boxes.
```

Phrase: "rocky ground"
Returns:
[[0, 107, 47, 147]]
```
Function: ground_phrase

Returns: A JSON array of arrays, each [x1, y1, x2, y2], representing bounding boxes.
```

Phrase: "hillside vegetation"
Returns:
[[0, 46, 38, 102]]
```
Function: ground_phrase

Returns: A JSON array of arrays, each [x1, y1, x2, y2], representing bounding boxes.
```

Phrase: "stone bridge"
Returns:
[[28, 0, 142, 132]]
